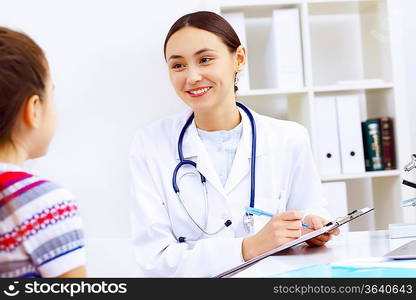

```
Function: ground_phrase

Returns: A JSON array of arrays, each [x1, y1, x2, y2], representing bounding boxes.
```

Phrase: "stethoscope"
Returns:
[[171, 102, 257, 243]]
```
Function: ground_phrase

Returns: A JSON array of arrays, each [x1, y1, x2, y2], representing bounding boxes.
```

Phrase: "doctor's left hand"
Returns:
[[302, 215, 340, 247]]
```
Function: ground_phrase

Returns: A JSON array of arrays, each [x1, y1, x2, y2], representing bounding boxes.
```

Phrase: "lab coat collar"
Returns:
[[174, 105, 267, 195], [224, 106, 261, 193], [174, 105, 266, 160], [173, 112, 224, 194], [174, 109, 201, 160]]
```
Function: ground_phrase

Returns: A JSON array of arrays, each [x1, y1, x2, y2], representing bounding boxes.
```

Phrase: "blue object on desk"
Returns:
[[244, 206, 310, 228], [271, 264, 416, 278], [401, 197, 416, 207]]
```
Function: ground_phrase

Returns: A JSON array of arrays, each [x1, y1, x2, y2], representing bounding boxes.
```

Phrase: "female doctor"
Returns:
[[129, 11, 339, 277]]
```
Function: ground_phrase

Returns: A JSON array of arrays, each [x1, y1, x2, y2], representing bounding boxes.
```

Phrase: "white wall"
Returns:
[[0, 0, 218, 276]]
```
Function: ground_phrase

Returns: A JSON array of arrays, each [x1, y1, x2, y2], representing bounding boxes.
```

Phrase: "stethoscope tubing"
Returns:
[[171, 102, 256, 241], [236, 102, 256, 208]]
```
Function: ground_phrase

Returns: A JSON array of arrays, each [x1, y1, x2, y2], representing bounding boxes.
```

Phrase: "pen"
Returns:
[[245, 206, 311, 228]]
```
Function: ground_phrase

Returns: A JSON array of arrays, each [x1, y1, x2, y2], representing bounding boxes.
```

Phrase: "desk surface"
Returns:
[[233, 230, 416, 277]]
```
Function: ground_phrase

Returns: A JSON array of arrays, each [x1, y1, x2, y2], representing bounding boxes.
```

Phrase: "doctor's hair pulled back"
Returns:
[[0, 27, 48, 146], [163, 11, 242, 93]]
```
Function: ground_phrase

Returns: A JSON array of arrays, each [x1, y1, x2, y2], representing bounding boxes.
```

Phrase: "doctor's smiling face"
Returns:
[[164, 12, 246, 115]]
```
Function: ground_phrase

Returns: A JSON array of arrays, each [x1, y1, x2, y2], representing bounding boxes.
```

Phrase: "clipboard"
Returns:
[[214, 207, 374, 278]]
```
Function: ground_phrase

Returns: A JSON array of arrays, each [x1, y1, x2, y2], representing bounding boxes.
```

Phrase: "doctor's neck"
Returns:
[[193, 101, 241, 131]]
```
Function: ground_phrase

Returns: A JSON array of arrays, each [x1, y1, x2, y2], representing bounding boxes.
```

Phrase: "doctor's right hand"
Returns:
[[242, 210, 303, 261]]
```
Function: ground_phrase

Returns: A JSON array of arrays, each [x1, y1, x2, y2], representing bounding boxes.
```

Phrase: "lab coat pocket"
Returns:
[[277, 189, 288, 213], [253, 196, 281, 233], [253, 214, 271, 234], [252, 194, 286, 234]]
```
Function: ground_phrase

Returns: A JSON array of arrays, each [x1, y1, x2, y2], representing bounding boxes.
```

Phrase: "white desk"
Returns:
[[233, 230, 416, 277], [85, 237, 139, 277]]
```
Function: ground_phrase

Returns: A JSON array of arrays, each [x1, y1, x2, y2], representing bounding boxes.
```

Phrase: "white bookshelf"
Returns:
[[313, 81, 394, 93], [218, 0, 414, 231], [236, 82, 393, 96], [321, 169, 401, 182], [237, 88, 308, 97]]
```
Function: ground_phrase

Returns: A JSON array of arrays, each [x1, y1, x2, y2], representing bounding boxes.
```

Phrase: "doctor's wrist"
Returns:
[[242, 236, 257, 261]]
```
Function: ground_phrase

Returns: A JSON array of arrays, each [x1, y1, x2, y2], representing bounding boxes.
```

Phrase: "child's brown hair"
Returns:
[[0, 27, 49, 145]]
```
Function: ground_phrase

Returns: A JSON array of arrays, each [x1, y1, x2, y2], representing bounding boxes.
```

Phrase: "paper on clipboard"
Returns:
[[214, 207, 374, 278]]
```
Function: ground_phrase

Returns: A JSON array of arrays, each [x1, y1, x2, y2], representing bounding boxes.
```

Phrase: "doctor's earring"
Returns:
[[234, 72, 239, 93]]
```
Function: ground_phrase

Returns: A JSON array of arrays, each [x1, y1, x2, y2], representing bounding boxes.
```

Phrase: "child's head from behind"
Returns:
[[0, 27, 56, 162]]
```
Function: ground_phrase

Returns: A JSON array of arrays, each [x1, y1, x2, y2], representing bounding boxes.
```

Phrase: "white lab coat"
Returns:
[[129, 106, 329, 277]]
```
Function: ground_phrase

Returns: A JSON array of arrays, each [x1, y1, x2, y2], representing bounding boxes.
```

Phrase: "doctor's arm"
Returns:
[[241, 210, 304, 261], [129, 134, 246, 277]]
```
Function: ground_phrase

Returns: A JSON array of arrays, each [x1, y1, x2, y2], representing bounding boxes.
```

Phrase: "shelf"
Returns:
[[220, 0, 378, 9], [308, 0, 378, 4], [308, 0, 392, 86], [237, 88, 308, 97], [236, 82, 393, 96], [219, 0, 411, 231], [313, 81, 394, 93], [321, 170, 401, 182], [220, 1, 302, 12]]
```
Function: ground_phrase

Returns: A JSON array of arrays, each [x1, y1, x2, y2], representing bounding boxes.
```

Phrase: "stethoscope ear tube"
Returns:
[[177, 112, 195, 161], [236, 102, 257, 209], [175, 185, 230, 238], [171, 102, 256, 242], [178, 220, 232, 243]]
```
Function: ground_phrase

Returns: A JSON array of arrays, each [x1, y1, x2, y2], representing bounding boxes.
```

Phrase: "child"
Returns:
[[0, 27, 86, 277]]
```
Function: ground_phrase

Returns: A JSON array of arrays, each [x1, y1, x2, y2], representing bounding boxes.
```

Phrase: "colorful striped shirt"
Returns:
[[0, 163, 85, 278]]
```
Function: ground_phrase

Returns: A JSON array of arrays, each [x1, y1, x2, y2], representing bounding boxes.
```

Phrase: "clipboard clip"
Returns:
[[328, 207, 374, 227]]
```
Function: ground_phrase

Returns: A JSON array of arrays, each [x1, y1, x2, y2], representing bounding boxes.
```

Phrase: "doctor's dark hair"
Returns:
[[163, 11, 242, 93], [0, 27, 48, 146]]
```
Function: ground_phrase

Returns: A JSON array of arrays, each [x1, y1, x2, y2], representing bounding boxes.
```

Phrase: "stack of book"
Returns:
[[361, 117, 396, 171]]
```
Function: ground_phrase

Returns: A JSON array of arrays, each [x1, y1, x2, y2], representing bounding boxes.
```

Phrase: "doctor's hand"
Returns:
[[301, 215, 340, 247], [242, 210, 303, 261]]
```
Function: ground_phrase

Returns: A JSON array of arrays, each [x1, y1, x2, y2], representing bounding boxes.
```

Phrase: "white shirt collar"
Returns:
[[175, 105, 267, 160], [0, 162, 24, 172]]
